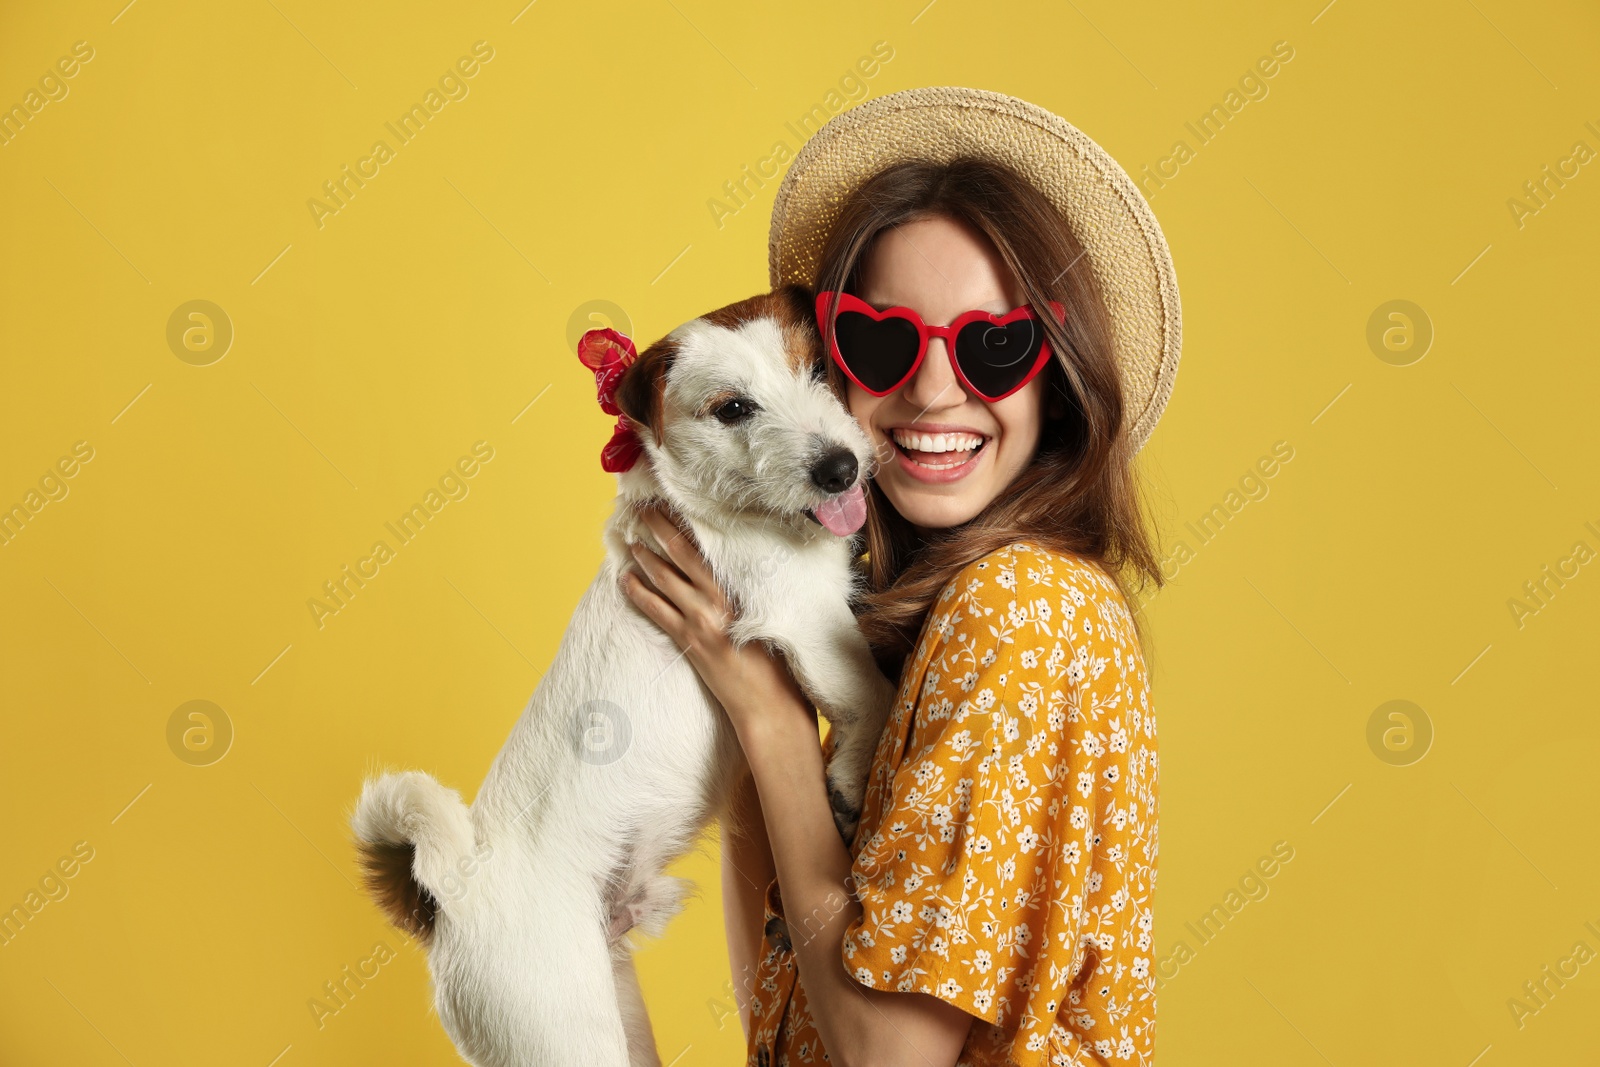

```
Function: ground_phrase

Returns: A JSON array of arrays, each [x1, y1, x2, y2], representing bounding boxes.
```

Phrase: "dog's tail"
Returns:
[[350, 771, 477, 947]]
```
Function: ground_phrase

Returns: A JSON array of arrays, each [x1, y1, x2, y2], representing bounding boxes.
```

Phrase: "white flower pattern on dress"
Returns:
[[746, 543, 1159, 1067]]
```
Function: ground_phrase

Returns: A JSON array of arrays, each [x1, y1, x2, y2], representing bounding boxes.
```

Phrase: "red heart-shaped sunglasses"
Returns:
[[816, 291, 1066, 402]]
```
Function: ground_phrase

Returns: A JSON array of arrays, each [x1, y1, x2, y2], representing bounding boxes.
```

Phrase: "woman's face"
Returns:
[[848, 214, 1051, 533]]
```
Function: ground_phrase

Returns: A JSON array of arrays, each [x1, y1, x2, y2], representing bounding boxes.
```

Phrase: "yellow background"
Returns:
[[2, 0, 1596, 1064]]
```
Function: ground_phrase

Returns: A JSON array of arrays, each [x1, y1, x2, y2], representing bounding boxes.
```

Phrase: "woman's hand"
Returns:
[[620, 502, 812, 736]]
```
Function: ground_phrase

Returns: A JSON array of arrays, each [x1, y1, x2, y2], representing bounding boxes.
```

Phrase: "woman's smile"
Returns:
[[886, 423, 991, 482]]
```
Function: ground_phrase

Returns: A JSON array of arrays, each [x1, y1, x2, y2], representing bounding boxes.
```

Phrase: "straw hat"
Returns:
[[767, 86, 1182, 453]]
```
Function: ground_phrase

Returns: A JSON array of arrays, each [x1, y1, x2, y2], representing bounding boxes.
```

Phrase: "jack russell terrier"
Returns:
[[351, 286, 896, 1065]]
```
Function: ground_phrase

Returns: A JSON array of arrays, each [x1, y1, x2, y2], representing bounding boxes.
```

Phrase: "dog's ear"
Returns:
[[771, 284, 825, 379], [614, 337, 677, 446], [774, 284, 818, 338]]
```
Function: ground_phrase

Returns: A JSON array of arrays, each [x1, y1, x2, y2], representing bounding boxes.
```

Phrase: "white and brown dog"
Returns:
[[350, 287, 896, 1066]]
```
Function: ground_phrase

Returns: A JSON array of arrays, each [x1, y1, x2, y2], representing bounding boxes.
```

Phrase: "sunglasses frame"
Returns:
[[816, 290, 1067, 402]]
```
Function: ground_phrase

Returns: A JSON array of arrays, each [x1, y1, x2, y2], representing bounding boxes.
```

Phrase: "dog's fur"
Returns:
[[350, 287, 896, 1066]]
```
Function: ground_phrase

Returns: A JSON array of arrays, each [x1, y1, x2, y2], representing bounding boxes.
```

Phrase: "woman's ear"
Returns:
[[614, 338, 677, 445]]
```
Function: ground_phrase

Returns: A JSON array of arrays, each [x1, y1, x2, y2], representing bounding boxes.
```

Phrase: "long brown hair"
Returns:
[[814, 156, 1164, 679]]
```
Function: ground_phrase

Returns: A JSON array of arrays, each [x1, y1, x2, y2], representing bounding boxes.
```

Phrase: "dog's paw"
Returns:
[[763, 914, 793, 955], [827, 783, 861, 847]]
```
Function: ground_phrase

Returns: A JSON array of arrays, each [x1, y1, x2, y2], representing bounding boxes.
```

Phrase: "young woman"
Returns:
[[621, 88, 1181, 1067]]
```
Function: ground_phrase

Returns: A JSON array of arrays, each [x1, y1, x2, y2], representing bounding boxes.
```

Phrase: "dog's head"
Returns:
[[613, 286, 874, 537]]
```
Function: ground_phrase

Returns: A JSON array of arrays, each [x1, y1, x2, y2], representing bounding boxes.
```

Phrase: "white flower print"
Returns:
[[750, 543, 1158, 1067]]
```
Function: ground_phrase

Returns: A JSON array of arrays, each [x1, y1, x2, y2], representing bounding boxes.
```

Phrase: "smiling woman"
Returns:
[[622, 87, 1183, 1067], [820, 212, 1065, 529], [808, 151, 1163, 674]]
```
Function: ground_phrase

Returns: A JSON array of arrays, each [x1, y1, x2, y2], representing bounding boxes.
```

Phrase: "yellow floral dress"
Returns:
[[746, 542, 1159, 1066]]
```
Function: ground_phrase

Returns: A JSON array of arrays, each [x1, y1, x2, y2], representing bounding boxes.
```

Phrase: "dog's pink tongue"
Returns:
[[815, 483, 867, 536]]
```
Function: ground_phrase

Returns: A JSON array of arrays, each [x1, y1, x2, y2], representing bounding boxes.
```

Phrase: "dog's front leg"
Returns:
[[734, 602, 895, 845]]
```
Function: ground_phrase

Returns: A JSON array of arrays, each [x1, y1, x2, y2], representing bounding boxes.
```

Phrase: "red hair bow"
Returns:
[[577, 327, 644, 473]]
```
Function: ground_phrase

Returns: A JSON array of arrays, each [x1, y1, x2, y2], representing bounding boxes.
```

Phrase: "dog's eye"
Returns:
[[713, 397, 759, 424]]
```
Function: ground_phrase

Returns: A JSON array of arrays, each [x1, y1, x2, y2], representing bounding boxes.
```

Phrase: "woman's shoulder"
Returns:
[[922, 540, 1141, 667], [941, 541, 1128, 614]]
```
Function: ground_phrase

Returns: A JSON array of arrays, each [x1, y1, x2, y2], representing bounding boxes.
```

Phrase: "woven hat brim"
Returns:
[[767, 86, 1181, 453]]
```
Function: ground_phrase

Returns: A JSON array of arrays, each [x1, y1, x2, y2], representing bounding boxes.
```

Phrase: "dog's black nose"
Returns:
[[810, 448, 859, 494]]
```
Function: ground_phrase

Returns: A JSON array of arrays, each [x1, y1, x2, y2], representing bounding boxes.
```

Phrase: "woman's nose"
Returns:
[[899, 337, 964, 412]]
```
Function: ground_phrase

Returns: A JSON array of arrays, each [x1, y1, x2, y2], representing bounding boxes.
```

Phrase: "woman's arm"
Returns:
[[720, 756, 775, 1038], [735, 688, 973, 1067], [621, 505, 973, 1067]]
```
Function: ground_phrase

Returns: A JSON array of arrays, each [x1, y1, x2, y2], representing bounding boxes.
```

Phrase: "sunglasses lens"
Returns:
[[955, 318, 1048, 399], [834, 311, 922, 393]]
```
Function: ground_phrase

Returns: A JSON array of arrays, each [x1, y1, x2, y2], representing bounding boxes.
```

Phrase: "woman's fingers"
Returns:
[[640, 503, 717, 589], [633, 504, 734, 640], [622, 559, 687, 633], [628, 540, 695, 615]]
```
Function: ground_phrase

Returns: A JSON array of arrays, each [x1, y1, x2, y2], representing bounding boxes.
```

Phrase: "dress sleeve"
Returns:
[[839, 547, 1157, 1064]]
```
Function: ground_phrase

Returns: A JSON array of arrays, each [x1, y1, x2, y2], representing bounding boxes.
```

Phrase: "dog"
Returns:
[[350, 286, 896, 1066]]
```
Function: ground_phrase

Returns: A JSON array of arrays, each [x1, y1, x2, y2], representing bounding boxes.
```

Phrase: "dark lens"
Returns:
[[833, 312, 922, 393], [954, 318, 1048, 398]]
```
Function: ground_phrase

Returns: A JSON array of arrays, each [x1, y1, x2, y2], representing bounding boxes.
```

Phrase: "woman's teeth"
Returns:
[[891, 429, 985, 452], [890, 429, 988, 470]]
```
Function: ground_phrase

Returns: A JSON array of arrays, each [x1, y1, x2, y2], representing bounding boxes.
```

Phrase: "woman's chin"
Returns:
[[880, 477, 990, 532]]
